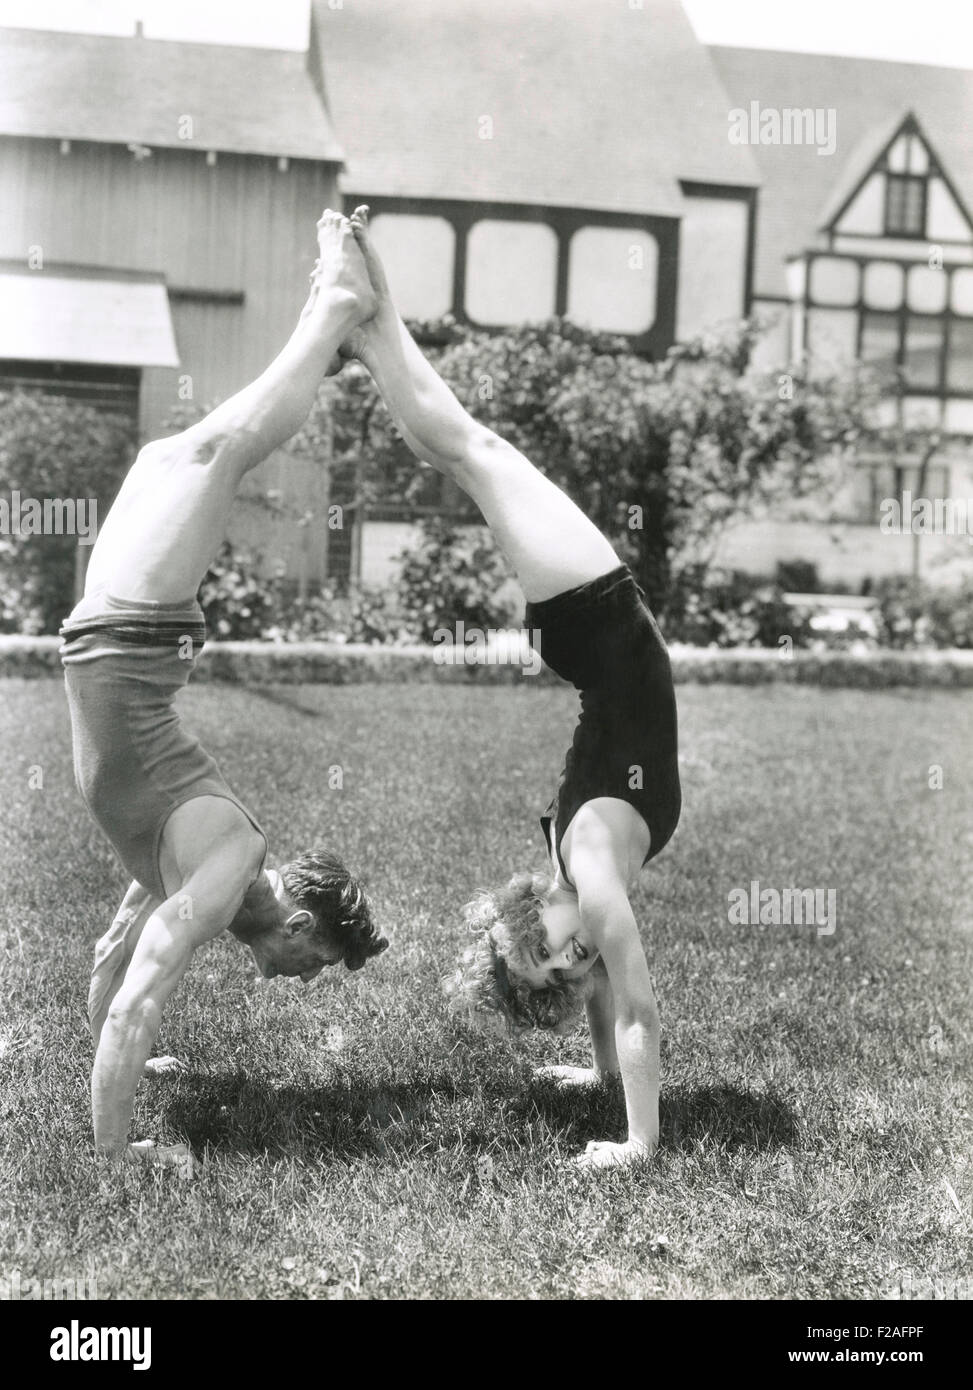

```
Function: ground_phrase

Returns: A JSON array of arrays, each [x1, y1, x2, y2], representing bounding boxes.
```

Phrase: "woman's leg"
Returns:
[[445, 435, 621, 603], [345, 208, 620, 603], [84, 212, 375, 603]]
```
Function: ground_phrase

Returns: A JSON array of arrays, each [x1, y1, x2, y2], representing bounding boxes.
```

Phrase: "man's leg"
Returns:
[[342, 208, 619, 604], [84, 212, 375, 604]]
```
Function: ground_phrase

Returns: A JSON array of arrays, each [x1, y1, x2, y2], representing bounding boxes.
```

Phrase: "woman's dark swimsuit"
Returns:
[[59, 590, 266, 901], [525, 565, 680, 887]]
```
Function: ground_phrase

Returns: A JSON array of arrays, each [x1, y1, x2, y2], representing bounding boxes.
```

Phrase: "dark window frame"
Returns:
[[801, 252, 973, 400], [343, 192, 679, 360], [884, 172, 928, 239]]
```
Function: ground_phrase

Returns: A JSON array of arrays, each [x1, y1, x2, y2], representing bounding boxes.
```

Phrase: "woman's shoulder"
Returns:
[[560, 798, 651, 888]]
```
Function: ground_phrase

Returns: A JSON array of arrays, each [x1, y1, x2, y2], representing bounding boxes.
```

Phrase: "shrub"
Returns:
[[395, 517, 516, 642], [0, 389, 135, 633], [262, 583, 418, 646], [925, 577, 973, 650], [198, 544, 283, 640], [871, 577, 930, 649], [872, 574, 973, 650], [662, 566, 815, 649], [776, 559, 820, 593]]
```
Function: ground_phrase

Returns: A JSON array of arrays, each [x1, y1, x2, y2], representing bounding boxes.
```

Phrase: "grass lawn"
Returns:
[[0, 677, 969, 1300]]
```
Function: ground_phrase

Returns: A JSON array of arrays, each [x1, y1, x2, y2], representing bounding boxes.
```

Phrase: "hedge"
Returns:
[[5, 636, 973, 688]]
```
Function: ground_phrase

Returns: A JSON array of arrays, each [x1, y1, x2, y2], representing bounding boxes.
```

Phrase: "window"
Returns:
[[946, 319, 973, 394], [858, 460, 951, 524], [892, 462, 950, 502], [345, 194, 674, 353], [368, 214, 455, 321], [885, 174, 926, 237], [464, 220, 558, 326], [566, 227, 657, 335], [860, 312, 900, 372], [903, 315, 944, 389]]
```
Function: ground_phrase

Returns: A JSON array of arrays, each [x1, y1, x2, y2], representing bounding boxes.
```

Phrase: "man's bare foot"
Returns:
[[300, 209, 377, 338], [329, 205, 396, 371]]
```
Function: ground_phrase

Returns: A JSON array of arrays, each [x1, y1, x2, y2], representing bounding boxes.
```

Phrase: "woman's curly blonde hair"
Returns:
[[443, 870, 590, 1036]]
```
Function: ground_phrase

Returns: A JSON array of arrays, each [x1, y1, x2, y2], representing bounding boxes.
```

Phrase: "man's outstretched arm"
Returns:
[[89, 883, 158, 1053], [92, 853, 253, 1155]]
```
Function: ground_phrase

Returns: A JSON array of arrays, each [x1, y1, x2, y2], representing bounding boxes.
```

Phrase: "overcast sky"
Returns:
[[0, 0, 970, 68]]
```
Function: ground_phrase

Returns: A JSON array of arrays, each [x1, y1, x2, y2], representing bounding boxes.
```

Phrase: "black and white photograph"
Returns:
[[0, 0, 970, 1334]]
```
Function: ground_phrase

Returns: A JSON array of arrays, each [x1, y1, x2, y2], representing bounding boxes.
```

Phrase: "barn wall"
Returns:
[[0, 135, 341, 579]]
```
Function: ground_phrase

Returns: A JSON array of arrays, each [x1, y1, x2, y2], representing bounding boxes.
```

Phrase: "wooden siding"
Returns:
[[0, 135, 342, 583], [0, 136, 340, 432]]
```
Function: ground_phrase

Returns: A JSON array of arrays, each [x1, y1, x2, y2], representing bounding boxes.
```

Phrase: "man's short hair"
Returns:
[[283, 849, 387, 971]]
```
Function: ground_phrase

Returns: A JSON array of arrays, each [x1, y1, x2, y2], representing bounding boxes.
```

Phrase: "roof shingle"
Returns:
[[709, 45, 973, 298], [313, 0, 760, 218], [0, 26, 343, 162]]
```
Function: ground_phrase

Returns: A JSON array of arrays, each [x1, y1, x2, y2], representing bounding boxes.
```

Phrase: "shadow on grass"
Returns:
[[243, 687, 324, 720], [660, 1083, 798, 1151], [164, 1069, 798, 1161], [166, 1070, 464, 1159], [524, 1077, 798, 1153]]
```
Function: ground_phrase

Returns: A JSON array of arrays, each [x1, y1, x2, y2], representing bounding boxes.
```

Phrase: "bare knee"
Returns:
[[448, 428, 516, 493]]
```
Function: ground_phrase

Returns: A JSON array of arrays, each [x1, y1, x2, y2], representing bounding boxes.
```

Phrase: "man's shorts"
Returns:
[[60, 590, 265, 900]]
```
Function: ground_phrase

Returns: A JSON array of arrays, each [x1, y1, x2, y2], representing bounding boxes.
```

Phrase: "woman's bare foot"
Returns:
[[299, 209, 377, 341], [348, 205, 392, 303], [330, 205, 396, 371]]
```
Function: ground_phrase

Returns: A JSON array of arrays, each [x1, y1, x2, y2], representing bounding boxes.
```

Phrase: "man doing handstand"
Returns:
[[60, 212, 387, 1167]]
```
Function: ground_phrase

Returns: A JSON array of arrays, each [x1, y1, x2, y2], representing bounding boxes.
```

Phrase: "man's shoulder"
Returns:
[[161, 796, 266, 895]]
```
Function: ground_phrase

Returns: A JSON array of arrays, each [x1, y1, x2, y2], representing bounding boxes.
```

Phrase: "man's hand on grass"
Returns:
[[535, 1065, 604, 1088], [574, 1138, 655, 1170], [143, 1056, 185, 1079], [125, 1140, 199, 1179]]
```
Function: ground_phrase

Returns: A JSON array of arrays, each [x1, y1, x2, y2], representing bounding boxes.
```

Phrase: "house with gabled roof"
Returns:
[[710, 45, 973, 585], [1, 3, 971, 595]]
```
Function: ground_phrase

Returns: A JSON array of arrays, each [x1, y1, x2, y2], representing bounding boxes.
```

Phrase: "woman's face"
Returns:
[[513, 891, 599, 989]]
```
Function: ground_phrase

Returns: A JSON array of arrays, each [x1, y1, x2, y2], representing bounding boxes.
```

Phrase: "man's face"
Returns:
[[248, 870, 343, 982]]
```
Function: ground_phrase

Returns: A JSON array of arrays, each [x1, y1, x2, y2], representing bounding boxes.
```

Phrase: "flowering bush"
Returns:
[[395, 517, 516, 642]]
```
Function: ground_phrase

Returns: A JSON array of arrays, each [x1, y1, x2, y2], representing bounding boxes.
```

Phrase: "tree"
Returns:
[[321, 317, 880, 616], [0, 390, 135, 633]]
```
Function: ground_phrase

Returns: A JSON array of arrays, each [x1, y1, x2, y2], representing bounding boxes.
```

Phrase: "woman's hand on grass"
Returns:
[[143, 1055, 185, 1078], [574, 1138, 655, 1170], [125, 1140, 199, 1179], [535, 1065, 603, 1088]]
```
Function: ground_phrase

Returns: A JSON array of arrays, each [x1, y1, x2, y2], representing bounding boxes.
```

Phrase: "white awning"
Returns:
[[0, 271, 179, 368]]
